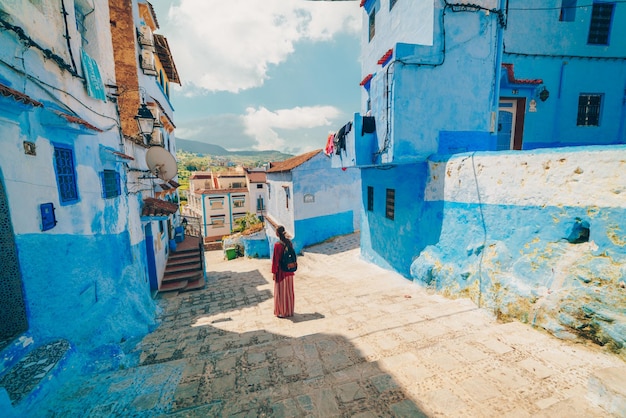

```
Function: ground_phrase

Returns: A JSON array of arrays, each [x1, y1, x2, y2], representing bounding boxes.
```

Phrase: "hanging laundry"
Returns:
[[324, 132, 335, 156], [362, 116, 376, 135], [334, 121, 352, 155]]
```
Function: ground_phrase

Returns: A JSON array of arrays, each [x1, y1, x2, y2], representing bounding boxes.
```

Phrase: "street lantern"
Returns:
[[135, 103, 155, 138]]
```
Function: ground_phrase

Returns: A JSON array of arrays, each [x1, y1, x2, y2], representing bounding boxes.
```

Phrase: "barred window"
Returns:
[[54, 145, 78, 204], [100, 170, 121, 199], [587, 2, 614, 45], [577, 94, 602, 126], [385, 188, 395, 220]]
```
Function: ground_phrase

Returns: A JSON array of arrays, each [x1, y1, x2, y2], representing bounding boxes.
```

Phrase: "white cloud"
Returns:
[[160, 0, 361, 94], [243, 105, 342, 151]]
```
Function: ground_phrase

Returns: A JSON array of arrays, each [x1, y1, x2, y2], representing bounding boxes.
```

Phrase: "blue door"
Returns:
[[144, 223, 158, 290], [497, 100, 516, 150]]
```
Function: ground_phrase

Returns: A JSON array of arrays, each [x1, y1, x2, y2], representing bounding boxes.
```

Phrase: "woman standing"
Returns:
[[271, 226, 295, 318]]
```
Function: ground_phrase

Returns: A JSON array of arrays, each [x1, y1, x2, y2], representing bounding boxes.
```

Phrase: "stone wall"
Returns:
[[410, 145, 626, 359]]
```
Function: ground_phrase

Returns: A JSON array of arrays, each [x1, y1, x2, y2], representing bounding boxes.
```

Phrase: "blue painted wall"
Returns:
[[267, 151, 361, 254], [14, 232, 156, 349], [294, 211, 355, 253], [360, 163, 443, 277], [405, 147, 626, 358]]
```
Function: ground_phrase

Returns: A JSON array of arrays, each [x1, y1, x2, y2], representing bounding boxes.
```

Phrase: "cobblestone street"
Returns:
[[30, 233, 625, 417]]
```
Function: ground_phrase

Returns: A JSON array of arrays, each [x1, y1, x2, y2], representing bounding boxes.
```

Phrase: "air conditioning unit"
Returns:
[[140, 50, 157, 75], [139, 25, 154, 49], [149, 129, 163, 146], [147, 104, 161, 126]]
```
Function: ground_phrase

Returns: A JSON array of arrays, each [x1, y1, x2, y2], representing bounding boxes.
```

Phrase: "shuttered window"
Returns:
[[385, 188, 395, 220]]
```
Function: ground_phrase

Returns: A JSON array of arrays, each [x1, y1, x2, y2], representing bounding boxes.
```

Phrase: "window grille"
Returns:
[[54, 146, 78, 204], [385, 188, 395, 220], [100, 170, 121, 199], [577, 94, 602, 126], [367, 186, 374, 212], [587, 2, 614, 45]]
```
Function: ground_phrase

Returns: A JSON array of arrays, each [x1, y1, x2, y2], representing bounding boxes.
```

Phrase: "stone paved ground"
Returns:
[[25, 233, 626, 417]]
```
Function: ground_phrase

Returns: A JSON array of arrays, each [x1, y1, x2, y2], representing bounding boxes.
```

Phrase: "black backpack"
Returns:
[[280, 243, 298, 272]]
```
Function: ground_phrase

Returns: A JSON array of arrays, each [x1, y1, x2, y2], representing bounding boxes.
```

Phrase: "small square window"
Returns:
[[100, 169, 121, 199], [232, 195, 246, 208], [256, 184, 263, 189], [587, 2, 614, 45], [210, 215, 225, 228], [209, 198, 224, 209], [559, 0, 576, 22], [385, 188, 395, 220], [53, 145, 79, 204], [577, 94, 602, 126]]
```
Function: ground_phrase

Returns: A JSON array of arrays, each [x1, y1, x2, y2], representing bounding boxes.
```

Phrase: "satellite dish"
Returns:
[[145, 146, 178, 181]]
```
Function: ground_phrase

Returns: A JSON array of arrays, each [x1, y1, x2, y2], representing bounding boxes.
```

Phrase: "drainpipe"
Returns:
[[201, 194, 207, 237], [227, 193, 233, 233], [490, 0, 506, 135], [618, 83, 626, 143]]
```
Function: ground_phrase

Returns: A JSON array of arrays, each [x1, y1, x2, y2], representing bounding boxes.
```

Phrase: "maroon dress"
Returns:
[[272, 242, 295, 317]]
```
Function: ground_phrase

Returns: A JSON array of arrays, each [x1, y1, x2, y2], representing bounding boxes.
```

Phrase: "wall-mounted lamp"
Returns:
[[539, 86, 550, 102], [134, 103, 156, 141]]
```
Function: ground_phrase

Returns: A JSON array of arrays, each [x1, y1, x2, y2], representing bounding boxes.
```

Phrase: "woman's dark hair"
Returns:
[[277, 226, 293, 249]]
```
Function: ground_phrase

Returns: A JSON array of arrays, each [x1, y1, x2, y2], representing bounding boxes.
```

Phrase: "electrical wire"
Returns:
[[508, 1, 626, 11]]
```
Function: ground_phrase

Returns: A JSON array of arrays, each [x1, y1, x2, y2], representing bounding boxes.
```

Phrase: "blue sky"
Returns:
[[151, 1, 362, 154]]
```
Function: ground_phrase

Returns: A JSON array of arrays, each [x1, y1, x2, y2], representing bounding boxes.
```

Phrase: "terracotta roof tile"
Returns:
[[0, 83, 43, 107], [247, 171, 266, 183], [52, 110, 103, 132], [142, 197, 178, 217], [267, 149, 322, 173], [502, 63, 543, 85]]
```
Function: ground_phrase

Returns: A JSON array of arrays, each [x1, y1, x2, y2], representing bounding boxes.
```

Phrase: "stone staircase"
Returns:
[[159, 236, 206, 293]]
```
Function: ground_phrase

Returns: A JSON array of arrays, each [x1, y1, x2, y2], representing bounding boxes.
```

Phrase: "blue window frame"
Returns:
[[100, 169, 121, 199], [53, 144, 79, 204]]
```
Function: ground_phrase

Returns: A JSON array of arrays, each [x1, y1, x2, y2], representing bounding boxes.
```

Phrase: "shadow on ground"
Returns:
[[33, 264, 427, 417]]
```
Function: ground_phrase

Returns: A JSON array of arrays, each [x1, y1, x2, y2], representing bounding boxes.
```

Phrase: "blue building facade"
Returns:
[[266, 150, 361, 255], [0, 0, 181, 412], [332, 0, 626, 275]]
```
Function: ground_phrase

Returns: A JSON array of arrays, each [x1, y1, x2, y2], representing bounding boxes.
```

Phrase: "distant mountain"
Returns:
[[176, 138, 293, 160], [176, 138, 230, 155]]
